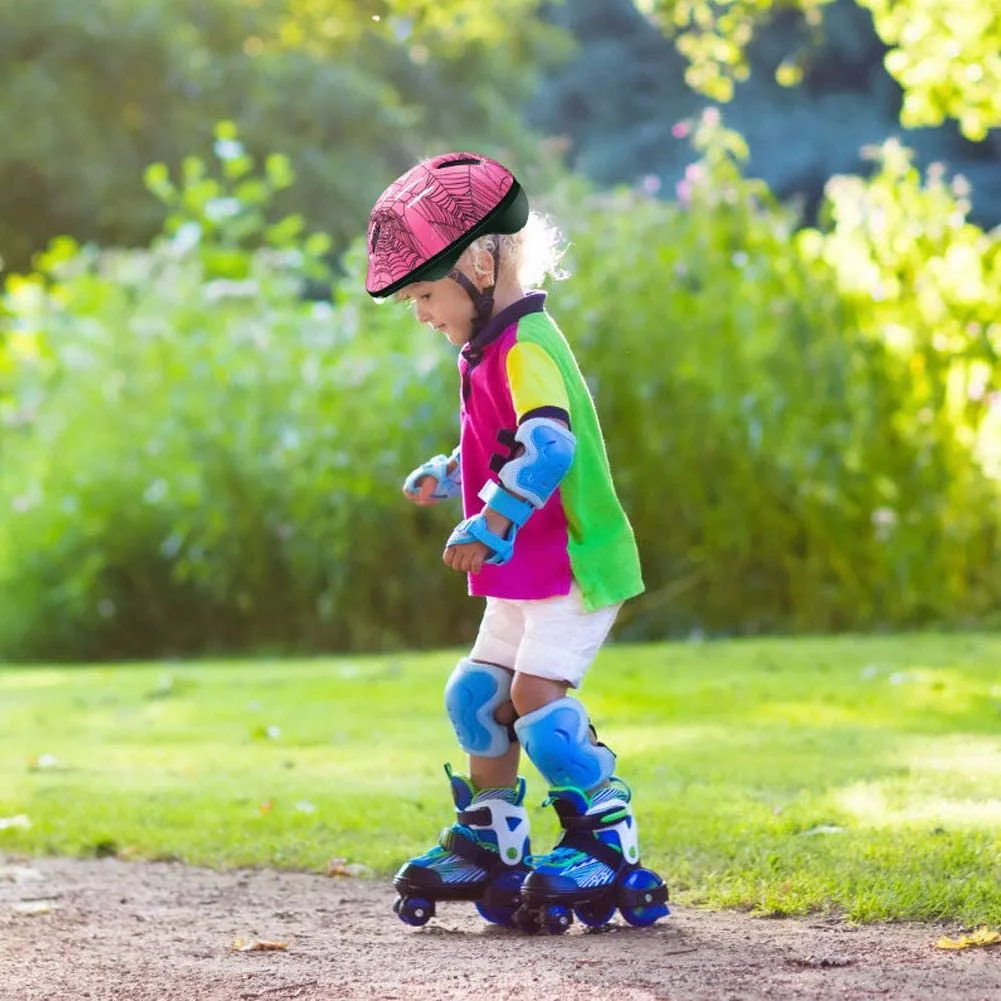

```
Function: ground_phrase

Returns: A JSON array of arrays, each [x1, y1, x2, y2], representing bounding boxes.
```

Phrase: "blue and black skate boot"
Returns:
[[516, 778, 669, 933], [392, 764, 531, 928]]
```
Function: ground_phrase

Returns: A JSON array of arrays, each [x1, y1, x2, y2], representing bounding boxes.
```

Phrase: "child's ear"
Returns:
[[474, 247, 498, 287]]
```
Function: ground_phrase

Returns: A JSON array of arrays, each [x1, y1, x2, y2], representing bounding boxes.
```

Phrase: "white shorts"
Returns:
[[469, 581, 621, 689]]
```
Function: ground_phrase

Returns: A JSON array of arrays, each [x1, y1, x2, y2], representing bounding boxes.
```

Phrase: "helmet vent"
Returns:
[[436, 157, 481, 168], [370, 222, 381, 252]]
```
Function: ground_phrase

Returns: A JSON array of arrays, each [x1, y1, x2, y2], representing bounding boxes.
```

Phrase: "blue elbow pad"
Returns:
[[498, 417, 576, 509]]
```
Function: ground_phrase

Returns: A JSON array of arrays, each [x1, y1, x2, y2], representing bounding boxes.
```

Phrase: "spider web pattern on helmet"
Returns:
[[367, 154, 513, 294]]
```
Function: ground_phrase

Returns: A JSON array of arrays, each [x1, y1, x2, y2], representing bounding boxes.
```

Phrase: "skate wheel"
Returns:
[[541, 903, 573, 934], [477, 867, 528, 928], [618, 869, 669, 928], [475, 902, 517, 927], [396, 895, 434, 927], [574, 897, 616, 928]]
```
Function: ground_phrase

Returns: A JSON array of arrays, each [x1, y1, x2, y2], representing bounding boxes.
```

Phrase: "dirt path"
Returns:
[[2, 856, 999, 1001]]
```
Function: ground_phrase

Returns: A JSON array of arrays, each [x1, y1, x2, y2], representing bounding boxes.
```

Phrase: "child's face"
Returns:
[[399, 277, 477, 347]]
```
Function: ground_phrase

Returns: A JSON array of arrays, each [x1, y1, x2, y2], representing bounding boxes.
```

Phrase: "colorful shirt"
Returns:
[[458, 292, 644, 611]]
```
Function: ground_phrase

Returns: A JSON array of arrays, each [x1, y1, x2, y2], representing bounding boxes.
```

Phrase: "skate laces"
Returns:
[[590, 778, 631, 807], [441, 788, 517, 855], [529, 780, 631, 869], [426, 780, 523, 859], [446, 822, 499, 853], [527, 846, 584, 868], [471, 786, 520, 805]]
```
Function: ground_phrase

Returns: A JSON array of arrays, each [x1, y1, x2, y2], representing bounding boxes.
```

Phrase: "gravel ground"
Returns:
[[2, 856, 999, 1000]]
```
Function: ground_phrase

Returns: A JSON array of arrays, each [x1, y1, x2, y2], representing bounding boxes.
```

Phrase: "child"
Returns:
[[365, 152, 668, 932]]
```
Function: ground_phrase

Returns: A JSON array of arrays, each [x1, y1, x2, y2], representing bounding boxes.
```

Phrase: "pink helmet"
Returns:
[[365, 152, 529, 299]]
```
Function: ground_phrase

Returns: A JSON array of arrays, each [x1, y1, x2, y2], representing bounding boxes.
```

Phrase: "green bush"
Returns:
[[0, 129, 478, 659], [1, 117, 998, 661], [547, 114, 1001, 636]]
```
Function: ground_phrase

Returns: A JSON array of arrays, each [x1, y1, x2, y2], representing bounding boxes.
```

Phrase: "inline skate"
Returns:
[[515, 778, 669, 933], [392, 765, 532, 928]]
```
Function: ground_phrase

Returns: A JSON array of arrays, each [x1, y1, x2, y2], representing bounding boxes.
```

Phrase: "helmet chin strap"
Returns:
[[447, 242, 500, 340]]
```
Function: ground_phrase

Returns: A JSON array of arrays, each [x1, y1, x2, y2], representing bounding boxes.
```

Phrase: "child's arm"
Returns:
[[443, 341, 574, 572], [443, 416, 576, 571]]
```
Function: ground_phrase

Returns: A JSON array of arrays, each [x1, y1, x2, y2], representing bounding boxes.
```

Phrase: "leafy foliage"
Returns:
[[0, 0, 556, 272], [1, 117, 998, 659], [549, 112, 1000, 636], [865, 0, 1001, 141], [0, 129, 475, 659], [637, 0, 1001, 140], [798, 140, 1001, 613], [530, 0, 1000, 239]]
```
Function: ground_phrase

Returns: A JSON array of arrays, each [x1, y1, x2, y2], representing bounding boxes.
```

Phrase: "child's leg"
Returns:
[[457, 596, 527, 791], [391, 598, 532, 927], [468, 693, 520, 790], [509, 581, 619, 790], [506, 583, 669, 930]]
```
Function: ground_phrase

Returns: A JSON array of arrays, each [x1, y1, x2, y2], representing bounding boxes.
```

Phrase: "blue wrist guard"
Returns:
[[446, 512, 516, 566], [444, 481, 533, 566], [445, 476, 535, 566], [403, 445, 461, 500]]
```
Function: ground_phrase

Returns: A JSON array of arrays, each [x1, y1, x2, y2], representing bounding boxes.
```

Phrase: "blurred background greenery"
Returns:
[[1, 0, 999, 662]]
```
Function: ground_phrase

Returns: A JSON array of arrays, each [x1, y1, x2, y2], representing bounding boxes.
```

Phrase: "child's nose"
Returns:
[[415, 303, 432, 324]]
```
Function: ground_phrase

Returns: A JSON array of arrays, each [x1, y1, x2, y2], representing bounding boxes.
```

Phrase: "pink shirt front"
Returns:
[[458, 296, 573, 601]]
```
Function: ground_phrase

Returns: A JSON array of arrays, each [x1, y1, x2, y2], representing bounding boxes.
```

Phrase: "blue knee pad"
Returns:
[[444, 659, 513, 758], [513, 697, 615, 791]]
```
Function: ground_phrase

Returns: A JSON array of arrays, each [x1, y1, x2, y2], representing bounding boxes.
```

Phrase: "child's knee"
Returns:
[[493, 698, 517, 726], [509, 672, 569, 717], [444, 658, 514, 758], [513, 696, 615, 790]]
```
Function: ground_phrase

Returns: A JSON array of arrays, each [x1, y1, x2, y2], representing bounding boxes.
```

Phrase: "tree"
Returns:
[[0, 0, 556, 272], [637, 0, 1001, 140]]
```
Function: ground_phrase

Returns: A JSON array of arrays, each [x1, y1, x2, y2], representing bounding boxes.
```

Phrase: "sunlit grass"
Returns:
[[1, 633, 1000, 923]]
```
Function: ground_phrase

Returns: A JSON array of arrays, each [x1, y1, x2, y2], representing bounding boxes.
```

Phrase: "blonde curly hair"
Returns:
[[460, 211, 570, 290]]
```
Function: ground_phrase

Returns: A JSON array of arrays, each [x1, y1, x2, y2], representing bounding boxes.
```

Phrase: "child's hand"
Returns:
[[443, 540, 492, 574], [443, 507, 513, 573], [402, 475, 442, 507], [401, 452, 460, 506]]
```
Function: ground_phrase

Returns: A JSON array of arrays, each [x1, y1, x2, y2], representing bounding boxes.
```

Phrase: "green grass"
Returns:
[[2, 634, 1000, 924]]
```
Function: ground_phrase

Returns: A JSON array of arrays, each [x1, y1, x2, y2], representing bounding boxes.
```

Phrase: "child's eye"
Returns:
[[419, 293, 431, 302]]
